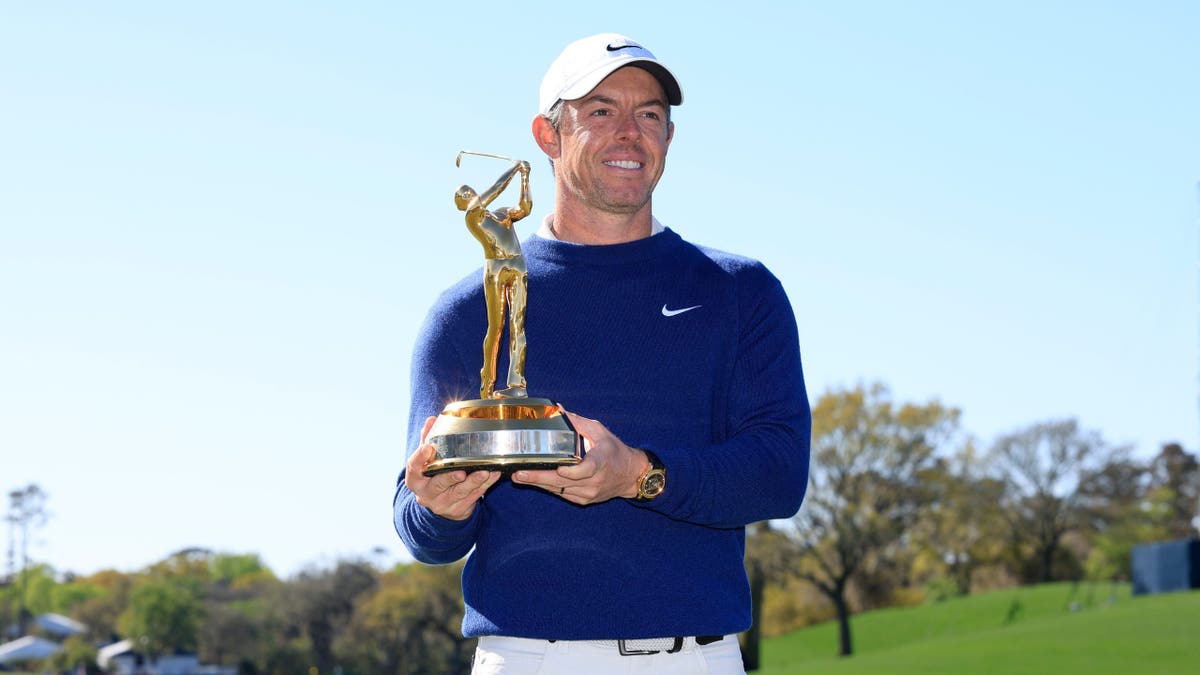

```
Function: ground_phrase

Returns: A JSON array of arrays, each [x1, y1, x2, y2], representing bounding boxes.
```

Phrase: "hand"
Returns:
[[404, 416, 501, 520], [511, 412, 649, 505]]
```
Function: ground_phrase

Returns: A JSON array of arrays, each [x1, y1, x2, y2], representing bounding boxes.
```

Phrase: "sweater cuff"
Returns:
[[627, 443, 697, 518], [395, 487, 481, 561]]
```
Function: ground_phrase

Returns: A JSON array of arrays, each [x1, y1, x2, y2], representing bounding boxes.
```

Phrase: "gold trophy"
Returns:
[[421, 152, 582, 476]]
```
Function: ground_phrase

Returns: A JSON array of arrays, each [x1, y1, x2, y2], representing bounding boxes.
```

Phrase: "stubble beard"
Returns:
[[563, 169, 659, 217]]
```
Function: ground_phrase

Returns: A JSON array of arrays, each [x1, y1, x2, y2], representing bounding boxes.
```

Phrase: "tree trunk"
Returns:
[[741, 563, 765, 671], [1039, 539, 1057, 583], [834, 593, 853, 657], [950, 553, 971, 596]]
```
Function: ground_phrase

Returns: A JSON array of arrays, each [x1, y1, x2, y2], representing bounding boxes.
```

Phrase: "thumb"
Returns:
[[420, 416, 437, 444], [565, 411, 598, 432], [406, 444, 434, 485]]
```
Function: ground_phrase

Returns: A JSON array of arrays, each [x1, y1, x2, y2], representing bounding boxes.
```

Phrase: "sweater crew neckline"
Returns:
[[523, 227, 684, 266]]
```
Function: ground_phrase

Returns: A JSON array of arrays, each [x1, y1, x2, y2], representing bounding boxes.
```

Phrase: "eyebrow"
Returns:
[[578, 93, 668, 111]]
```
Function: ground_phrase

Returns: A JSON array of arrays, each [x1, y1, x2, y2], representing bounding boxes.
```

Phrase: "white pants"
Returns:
[[472, 635, 746, 675]]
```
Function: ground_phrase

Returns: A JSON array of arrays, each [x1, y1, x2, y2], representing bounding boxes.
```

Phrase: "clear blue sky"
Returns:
[[3, 1, 1197, 578]]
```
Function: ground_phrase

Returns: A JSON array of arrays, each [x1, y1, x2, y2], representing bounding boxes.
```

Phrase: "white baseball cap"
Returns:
[[538, 33, 683, 116]]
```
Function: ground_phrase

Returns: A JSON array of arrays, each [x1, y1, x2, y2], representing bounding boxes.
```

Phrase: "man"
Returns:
[[395, 33, 810, 674], [454, 159, 532, 399]]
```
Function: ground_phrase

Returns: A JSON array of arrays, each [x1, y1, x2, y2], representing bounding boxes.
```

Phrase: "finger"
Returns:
[[539, 480, 576, 498], [468, 470, 503, 497], [451, 469, 494, 495], [511, 468, 560, 487], [557, 481, 604, 505], [405, 445, 435, 486], [556, 456, 597, 481], [512, 470, 575, 497], [427, 467, 473, 495], [566, 412, 605, 442], [436, 471, 501, 521], [442, 471, 500, 510], [564, 411, 593, 428], [419, 416, 437, 444]]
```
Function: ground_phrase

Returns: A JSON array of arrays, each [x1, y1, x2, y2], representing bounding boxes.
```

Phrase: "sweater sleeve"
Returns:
[[392, 292, 485, 563], [635, 265, 811, 528]]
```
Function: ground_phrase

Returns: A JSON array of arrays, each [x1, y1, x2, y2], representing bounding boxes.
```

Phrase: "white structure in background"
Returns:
[[0, 613, 86, 667], [0, 635, 62, 665], [2, 612, 235, 674], [36, 612, 88, 638], [98, 639, 237, 675]]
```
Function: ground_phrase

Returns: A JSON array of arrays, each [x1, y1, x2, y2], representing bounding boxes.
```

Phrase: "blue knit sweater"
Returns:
[[393, 228, 810, 640]]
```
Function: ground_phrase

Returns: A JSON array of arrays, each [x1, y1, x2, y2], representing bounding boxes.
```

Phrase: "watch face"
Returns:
[[643, 471, 666, 497]]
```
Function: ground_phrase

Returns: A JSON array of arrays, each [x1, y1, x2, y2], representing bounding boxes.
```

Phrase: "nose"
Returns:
[[614, 111, 642, 143]]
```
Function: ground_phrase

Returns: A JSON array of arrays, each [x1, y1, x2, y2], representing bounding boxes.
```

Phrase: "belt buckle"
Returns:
[[617, 638, 683, 655]]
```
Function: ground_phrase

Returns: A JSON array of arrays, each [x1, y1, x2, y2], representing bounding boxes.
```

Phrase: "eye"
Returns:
[[641, 111, 661, 121], [590, 108, 611, 117]]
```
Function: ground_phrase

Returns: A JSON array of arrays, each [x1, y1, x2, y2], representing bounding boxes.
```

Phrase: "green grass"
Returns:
[[759, 583, 1200, 674]]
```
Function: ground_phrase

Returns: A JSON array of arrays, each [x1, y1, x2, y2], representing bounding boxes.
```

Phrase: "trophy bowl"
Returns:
[[422, 398, 582, 476]]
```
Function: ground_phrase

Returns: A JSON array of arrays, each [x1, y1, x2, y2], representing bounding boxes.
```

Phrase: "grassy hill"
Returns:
[[760, 583, 1200, 674]]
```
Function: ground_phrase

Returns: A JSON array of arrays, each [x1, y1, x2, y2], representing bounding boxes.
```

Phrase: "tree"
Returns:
[[51, 576, 108, 616], [741, 521, 793, 670], [210, 552, 271, 587], [72, 569, 135, 643], [789, 383, 960, 656], [199, 552, 279, 669], [283, 560, 378, 673], [990, 419, 1115, 583], [41, 634, 98, 674], [338, 562, 472, 674], [15, 563, 56, 617], [1148, 442, 1200, 538], [199, 602, 261, 669], [117, 579, 205, 657], [1076, 452, 1165, 582], [912, 442, 1008, 596], [1076, 452, 1150, 533], [145, 547, 214, 594], [5, 483, 49, 635]]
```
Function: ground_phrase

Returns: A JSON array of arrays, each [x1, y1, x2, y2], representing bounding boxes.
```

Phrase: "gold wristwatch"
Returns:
[[634, 451, 666, 501]]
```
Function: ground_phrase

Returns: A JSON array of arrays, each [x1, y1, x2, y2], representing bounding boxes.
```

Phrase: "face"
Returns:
[[536, 66, 674, 218], [454, 185, 476, 210]]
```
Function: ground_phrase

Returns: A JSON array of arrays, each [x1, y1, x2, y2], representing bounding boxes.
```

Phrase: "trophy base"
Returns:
[[422, 398, 581, 477]]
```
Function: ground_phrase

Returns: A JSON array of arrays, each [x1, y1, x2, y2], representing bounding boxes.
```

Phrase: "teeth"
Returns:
[[604, 160, 641, 169]]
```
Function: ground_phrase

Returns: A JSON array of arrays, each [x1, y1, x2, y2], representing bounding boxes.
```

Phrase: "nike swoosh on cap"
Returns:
[[607, 43, 643, 52], [661, 304, 702, 317]]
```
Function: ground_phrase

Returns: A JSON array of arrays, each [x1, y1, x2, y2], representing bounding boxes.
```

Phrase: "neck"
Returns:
[[550, 200, 655, 245]]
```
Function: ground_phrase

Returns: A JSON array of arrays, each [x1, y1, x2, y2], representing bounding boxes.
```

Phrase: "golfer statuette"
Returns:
[[421, 152, 581, 476]]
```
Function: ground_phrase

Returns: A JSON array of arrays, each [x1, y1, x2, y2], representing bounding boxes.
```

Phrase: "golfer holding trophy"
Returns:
[[395, 33, 811, 674]]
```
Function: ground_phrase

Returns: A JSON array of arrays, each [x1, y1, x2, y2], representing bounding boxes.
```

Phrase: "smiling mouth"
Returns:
[[603, 160, 643, 169]]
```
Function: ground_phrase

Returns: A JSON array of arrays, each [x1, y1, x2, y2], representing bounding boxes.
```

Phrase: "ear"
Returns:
[[665, 121, 675, 149], [532, 115, 561, 161]]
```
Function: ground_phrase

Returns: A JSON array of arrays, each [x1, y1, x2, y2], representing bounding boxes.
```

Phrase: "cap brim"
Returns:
[[555, 58, 683, 109]]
